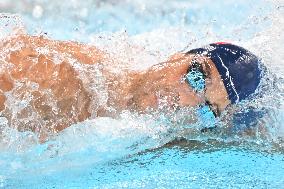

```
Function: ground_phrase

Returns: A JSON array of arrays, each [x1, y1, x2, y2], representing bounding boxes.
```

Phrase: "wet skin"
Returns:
[[0, 35, 230, 141]]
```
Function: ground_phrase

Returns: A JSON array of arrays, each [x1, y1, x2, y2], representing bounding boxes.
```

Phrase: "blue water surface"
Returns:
[[3, 141, 284, 188]]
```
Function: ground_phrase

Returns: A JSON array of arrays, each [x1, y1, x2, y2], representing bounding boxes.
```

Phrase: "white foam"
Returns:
[[0, 0, 283, 165]]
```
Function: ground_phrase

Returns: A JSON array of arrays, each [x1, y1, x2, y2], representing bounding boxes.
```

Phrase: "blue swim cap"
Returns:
[[186, 43, 262, 104]]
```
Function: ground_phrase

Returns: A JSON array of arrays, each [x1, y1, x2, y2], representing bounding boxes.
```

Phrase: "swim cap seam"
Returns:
[[216, 54, 240, 103]]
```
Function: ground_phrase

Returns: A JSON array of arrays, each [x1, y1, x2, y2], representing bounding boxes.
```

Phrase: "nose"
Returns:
[[178, 84, 206, 107], [179, 84, 220, 117], [205, 101, 220, 117]]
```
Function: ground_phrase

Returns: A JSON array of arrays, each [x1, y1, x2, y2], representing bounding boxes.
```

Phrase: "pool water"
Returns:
[[0, 0, 284, 188], [4, 142, 284, 189]]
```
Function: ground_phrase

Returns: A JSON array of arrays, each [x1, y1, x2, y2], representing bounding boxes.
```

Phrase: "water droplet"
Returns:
[[32, 5, 43, 19]]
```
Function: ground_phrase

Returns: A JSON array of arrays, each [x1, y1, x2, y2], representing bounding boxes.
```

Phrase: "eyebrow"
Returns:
[[190, 58, 212, 79]]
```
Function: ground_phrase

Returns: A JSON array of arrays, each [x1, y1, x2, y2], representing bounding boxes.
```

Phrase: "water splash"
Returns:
[[0, 1, 283, 184]]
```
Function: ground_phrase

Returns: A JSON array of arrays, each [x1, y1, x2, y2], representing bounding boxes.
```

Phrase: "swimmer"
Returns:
[[0, 35, 262, 141]]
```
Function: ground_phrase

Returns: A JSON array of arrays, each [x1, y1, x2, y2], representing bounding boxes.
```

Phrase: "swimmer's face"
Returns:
[[135, 54, 230, 114]]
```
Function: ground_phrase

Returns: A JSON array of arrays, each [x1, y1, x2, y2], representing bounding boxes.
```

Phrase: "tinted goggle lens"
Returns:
[[185, 62, 205, 93], [185, 61, 219, 118]]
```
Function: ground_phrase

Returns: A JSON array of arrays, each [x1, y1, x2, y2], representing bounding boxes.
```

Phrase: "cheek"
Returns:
[[206, 85, 226, 99], [206, 83, 226, 100], [205, 81, 230, 109]]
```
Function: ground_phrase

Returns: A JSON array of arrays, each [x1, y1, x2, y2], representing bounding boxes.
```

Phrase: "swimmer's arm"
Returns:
[[2, 34, 108, 65], [0, 34, 114, 142]]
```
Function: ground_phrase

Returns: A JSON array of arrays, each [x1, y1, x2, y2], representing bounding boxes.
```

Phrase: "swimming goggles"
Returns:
[[185, 60, 218, 131]]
